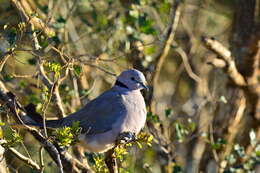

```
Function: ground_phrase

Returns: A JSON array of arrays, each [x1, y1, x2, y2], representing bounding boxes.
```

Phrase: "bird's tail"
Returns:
[[18, 103, 65, 129], [25, 119, 64, 129]]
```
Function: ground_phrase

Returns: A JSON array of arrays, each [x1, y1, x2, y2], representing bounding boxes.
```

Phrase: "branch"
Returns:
[[38, 61, 66, 118], [248, 41, 260, 85], [201, 37, 247, 86], [0, 52, 12, 72], [0, 140, 41, 171], [218, 96, 246, 173], [206, 56, 226, 68], [148, 0, 182, 112], [0, 80, 93, 173], [175, 46, 201, 83], [11, 0, 55, 37], [105, 148, 118, 173]]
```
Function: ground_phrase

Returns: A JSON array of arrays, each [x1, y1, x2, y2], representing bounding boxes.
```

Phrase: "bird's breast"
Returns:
[[114, 91, 146, 134]]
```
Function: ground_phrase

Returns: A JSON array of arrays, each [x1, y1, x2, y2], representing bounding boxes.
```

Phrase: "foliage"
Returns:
[[0, 123, 23, 147], [54, 121, 81, 147], [223, 130, 260, 173]]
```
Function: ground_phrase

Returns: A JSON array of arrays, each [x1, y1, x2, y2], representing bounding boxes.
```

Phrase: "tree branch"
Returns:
[[201, 37, 247, 86], [0, 80, 93, 173], [148, 0, 182, 113], [11, 0, 55, 37], [0, 139, 41, 171]]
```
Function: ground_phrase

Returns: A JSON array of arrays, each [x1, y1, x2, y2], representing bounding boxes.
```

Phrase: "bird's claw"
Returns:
[[116, 132, 136, 144]]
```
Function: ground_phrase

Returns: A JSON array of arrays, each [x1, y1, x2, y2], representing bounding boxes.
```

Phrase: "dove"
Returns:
[[27, 69, 148, 153]]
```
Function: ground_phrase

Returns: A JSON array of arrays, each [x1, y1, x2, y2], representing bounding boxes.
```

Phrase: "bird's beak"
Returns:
[[139, 81, 149, 90]]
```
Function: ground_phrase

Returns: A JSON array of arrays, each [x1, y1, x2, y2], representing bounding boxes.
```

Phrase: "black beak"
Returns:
[[139, 82, 149, 90]]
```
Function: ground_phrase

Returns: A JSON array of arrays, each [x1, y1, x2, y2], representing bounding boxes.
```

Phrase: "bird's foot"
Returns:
[[116, 132, 136, 145]]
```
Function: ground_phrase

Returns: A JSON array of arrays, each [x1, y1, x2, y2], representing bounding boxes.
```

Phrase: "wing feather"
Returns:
[[60, 89, 126, 134]]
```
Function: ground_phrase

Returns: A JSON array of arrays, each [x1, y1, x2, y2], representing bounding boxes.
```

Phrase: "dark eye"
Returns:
[[131, 77, 135, 81]]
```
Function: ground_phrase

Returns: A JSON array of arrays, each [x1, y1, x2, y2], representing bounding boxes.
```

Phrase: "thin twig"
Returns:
[[38, 60, 66, 118], [175, 46, 202, 83], [9, 146, 41, 171], [39, 146, 45, 172], [0, 53, 12, 72], [0, 140, 40, 171]]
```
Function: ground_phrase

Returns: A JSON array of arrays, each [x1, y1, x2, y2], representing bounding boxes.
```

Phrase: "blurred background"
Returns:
[[0, 0, 259, 172]]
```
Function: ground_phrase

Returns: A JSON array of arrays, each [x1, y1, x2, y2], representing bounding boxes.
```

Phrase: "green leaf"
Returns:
[[147, 112, 159, 123], [3, 126, 22, 147], [73, 65, 82, 76], [165, 108, 172, 117], [174, 121, 188, 143], [136, 141, 143, 149], [173, 165, 183, 173], [27, 58, 37, 65], [6, 27, 17, 45], [18, 80, 27, 89], [52, 16, 66, 29], [45, 61, 61, 78], [187, 118, 196, 132], [3, 74, 13, 82], [138, 14, 157, 35]]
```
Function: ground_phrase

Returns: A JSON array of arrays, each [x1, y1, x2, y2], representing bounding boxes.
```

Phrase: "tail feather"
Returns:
[[45, 119, 63, 128], [23, 119, 64, 129], [12, 119, 64, 129]]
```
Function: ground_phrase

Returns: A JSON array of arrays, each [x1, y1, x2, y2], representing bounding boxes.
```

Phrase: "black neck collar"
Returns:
[[115, 80, 129, 89]]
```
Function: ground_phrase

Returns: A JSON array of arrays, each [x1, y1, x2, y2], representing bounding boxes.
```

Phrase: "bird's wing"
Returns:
[[61, 89, 127, 135]]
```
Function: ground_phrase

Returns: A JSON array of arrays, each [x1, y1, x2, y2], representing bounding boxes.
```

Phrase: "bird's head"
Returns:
[[116, 69, 148, 90]]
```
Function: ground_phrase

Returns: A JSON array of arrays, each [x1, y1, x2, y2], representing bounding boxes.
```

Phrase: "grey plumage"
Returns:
[[27, 69, 147, 153]]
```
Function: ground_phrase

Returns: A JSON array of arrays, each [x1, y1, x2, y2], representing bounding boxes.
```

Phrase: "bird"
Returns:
[[26, 69, 148, 153]]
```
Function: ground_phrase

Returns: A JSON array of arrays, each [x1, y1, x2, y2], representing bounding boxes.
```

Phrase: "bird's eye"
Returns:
[[131, 77, 135, 81]]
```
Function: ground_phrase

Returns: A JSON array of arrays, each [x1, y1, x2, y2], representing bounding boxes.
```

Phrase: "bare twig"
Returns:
[[209, 123, 219, 163], [11, 71, 38, 78], [0, 53, 12, 72], [39, 146, 45, 172], [175, 46, 202, 83], [0, 140, 40, 171]]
